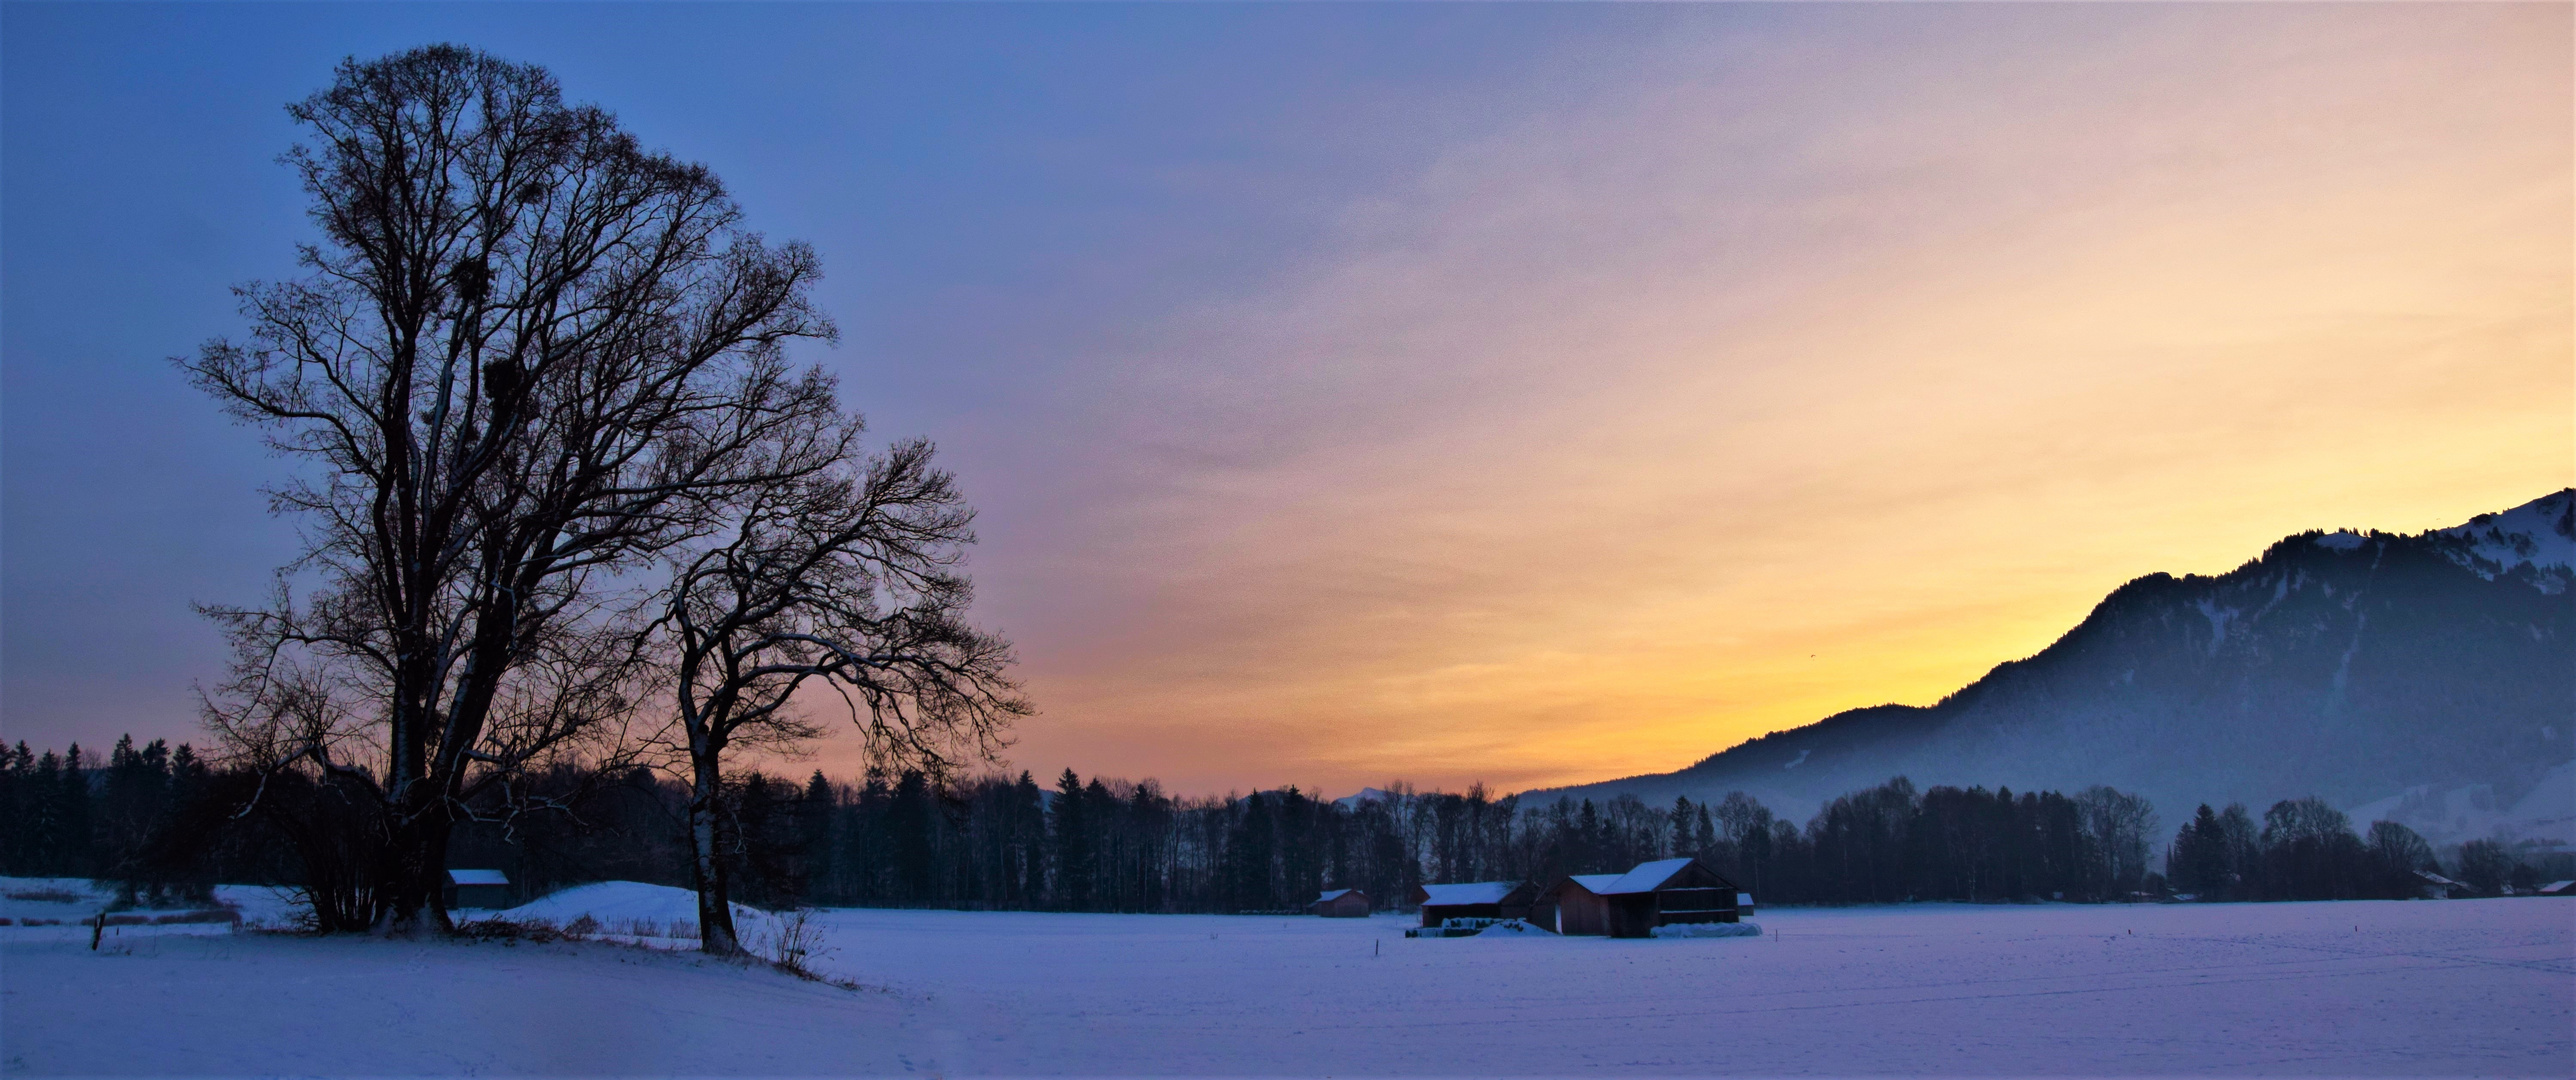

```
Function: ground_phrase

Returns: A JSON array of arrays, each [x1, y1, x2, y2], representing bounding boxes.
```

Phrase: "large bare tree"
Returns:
[[184, 44, 837, 931], [659, 435, 1026, 955]]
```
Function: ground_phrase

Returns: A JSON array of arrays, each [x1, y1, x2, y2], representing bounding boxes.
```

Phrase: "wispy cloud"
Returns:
[[959, 4, 2571, 795]]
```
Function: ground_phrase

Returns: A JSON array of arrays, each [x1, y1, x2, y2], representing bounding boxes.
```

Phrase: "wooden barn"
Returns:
[[1409, 881, 1537, 927], [1313, 888, 1373, 917], [1535, 874, 1623, 935], [1596, 857, 1740, 938], [2414, 869, 2465, 900], [443, 868, 510, 910]]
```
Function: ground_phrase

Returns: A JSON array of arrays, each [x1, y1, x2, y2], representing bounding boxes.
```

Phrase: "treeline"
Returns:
[[8, 736, 2566, 914], [653, 772, 2160, 910], [2164, 799, 2564, 900], [0, 736, 248, 904]]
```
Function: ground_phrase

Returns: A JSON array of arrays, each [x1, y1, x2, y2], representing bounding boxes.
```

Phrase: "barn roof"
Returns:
[[1317, 888, 1361, 902], [446, 869, 508, 886], [1557, 874, 1623, 895], [2540, 880, 2574, 895], [1419, 881, 1520, 906], [1600, 858, 1699, 895]]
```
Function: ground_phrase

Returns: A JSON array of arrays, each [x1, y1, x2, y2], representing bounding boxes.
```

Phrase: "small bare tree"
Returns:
[[658, 435, 1027, 955], [2077, 786, 2159, 899]]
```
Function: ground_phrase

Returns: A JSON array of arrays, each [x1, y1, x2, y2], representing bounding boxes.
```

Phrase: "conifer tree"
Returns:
[[1052, 769, 1091, 909], [890, 771, 938, 903], [1014, 772, 1046, 904]]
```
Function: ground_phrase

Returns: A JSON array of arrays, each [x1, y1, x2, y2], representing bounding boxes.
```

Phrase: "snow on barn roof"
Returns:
[[1600, 858, 1698, 895], [1418, 882, 1520, 906], [446, 869, 509, 886], [2540, 880, 2574, 895], [1559, 874, 1623, 894], [1317, 888, 1360, 902]]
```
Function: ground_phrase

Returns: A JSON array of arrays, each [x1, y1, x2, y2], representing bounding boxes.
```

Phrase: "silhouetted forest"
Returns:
[[4, 736, 2564, 914]]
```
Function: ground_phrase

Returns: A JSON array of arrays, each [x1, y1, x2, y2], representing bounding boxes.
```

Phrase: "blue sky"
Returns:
[[5, 4, 2566, 794], [3, 2, 1649, 756]]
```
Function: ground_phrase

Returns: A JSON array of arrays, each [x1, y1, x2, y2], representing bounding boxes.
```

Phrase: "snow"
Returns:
[[2315, 531, 2369, 552], [1598, 857, 1697, 895], [485, 880, 726, 926], [1334, 786, 1397, 808], [0, 878, 110, 924], [1, 877, 306, 930], [2, 929, 918, 1076], [8, 898, 2567, 1075], [2194, 598, 2237, 655], [2347, 760, 2576, 847], [1649, 920, 1764, 938], [2432, 490, 2576, 585], [471, 880, 782, 944], [447, 868, 509, 886], [1317, 888, 1357, 902], [1564, 873, 1623, 894], [1418, 881, 1521, 905]]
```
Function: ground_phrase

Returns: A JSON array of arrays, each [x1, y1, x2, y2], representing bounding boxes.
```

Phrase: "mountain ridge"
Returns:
[[1522, 491, 2576, 846]]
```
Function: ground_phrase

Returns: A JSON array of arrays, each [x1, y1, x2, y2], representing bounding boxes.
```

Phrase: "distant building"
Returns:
[[2537, 880, 2574, 896], [1535, 874, 1623, 935], [1313, 888, 1373, 917], [1409, 881, 1536, 927], [1598, 857, 1741, 938], [1539, 859, 1744, 937], [2413, 869, 2464, 900], [444, 868, 510, 910]]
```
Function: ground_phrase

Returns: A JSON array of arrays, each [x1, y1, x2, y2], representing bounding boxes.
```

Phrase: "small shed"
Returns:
[[1537, 874, 1624, 935], [2413, 869, 2464, 900], [1409, 881, 1536, 927], [1314, 888, 1373, 918], [444, 869, 511, 910], [2537, 880, 2574, 896], [1598, 857, 1741, 938]]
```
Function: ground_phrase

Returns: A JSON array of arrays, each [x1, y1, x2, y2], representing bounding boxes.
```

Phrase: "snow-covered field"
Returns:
[[5, 888, 2568, 1076]]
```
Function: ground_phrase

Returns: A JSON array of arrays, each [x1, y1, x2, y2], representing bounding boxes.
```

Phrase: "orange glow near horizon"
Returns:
[[782, 5, 2573, 799]]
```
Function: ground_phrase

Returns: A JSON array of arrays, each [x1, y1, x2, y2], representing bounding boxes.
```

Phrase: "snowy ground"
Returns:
[[0, 877, 303, 929], [6, 891, 2568, 1076]]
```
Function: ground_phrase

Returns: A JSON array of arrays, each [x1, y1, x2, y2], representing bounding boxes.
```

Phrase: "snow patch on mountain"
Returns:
[[1526, 489, 2574, 840], [2431, 490, 2575, 592], [2345, 759, 2576, 849], [2193, 599, 2236, 656]]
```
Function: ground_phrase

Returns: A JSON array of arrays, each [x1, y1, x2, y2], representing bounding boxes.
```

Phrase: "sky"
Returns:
[[3, 3, 2569, 798]]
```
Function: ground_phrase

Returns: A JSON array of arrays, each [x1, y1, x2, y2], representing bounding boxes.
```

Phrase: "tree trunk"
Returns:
[[376, 801, 454, 935], [689, 758, 743, 956]]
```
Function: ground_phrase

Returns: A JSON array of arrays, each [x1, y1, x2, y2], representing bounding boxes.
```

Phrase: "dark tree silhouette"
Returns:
[[2456, 839, 2514, 896], [183, 44, 836, 931], [656, 434, 1023, 954]]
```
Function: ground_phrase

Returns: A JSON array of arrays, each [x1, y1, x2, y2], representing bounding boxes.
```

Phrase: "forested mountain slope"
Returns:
[[1530, 492, 2576, 845]]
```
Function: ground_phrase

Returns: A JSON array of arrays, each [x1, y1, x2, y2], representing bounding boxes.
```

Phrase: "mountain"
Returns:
[[1525, 491, 2576, 847]]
